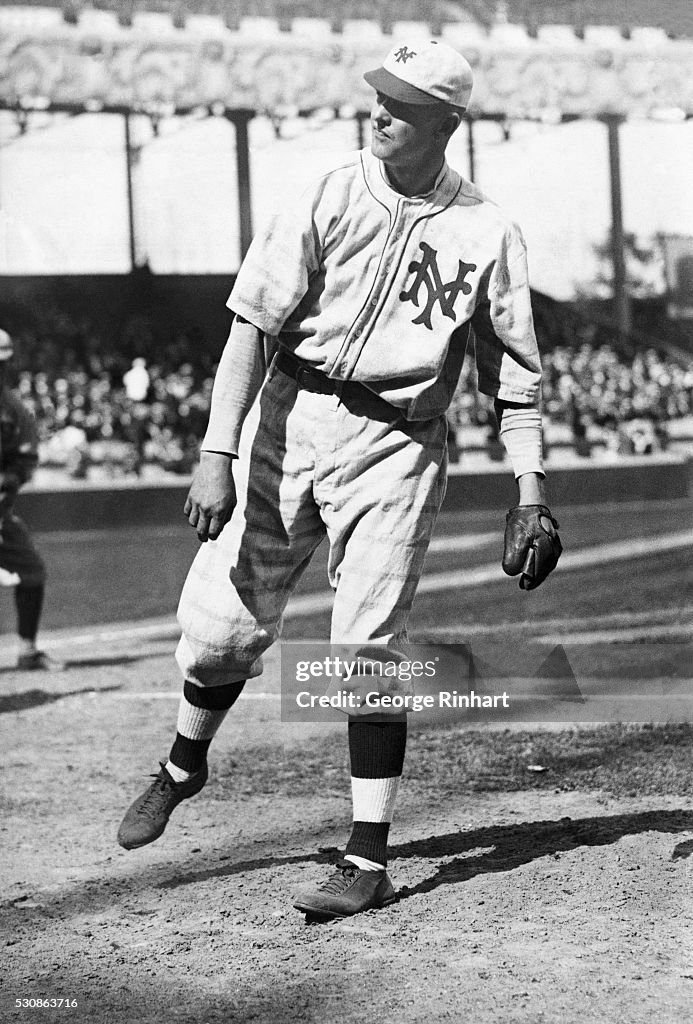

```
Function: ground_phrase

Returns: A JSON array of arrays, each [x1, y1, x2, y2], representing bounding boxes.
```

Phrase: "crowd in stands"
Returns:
[[4, 308, 693, 478], [540, 343, 692, 453], [6, 310, 218, 477], [19, 359, 214, 477], [449, 338, 692, 454]]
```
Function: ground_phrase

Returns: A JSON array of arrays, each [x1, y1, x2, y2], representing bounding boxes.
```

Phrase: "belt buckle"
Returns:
[[295, 364, 313, 390]]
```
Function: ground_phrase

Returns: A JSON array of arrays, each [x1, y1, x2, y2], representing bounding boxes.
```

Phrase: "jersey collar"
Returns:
[[361, 147, 460, 214]]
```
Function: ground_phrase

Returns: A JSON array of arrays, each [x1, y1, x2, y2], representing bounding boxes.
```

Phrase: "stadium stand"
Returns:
[[2, 300, 689, 478], [10, 0, 693, 39]]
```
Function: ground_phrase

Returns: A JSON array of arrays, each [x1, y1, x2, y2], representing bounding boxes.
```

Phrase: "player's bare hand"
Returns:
[[184, 451, 237, 542]]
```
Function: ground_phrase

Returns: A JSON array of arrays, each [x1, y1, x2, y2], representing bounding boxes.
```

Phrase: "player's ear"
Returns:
[[438, 108, 464, 139]]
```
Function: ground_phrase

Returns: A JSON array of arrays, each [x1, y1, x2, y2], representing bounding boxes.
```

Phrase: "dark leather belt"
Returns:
[[275, 347, 401, 422], [275, 349, 345, 395]]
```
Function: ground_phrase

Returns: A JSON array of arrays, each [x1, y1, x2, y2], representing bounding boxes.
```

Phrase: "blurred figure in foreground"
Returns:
[[0, 330, 64, 670]]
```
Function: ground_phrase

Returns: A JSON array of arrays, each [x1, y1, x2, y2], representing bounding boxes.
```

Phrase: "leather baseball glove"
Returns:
[[502, 504, 562, 591]]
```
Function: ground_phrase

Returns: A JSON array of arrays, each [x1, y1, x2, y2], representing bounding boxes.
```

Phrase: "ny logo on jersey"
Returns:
[[400, 242, 476, 330], [394, 46, 417, 64]]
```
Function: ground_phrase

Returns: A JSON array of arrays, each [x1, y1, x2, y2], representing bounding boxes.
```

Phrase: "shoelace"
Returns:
[[318, 861, 360, 895], [137, 772, 174, 819]]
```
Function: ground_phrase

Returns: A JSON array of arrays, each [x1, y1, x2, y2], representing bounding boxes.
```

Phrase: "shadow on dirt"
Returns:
[[671, 838, 693, 860], [3, 810, 691, 926], [60, 655, 160, 669], [0, 683, 124, 713], [0, 652, 163, 681], [153, 809, 692, 895], [392, 808, 693, 898]]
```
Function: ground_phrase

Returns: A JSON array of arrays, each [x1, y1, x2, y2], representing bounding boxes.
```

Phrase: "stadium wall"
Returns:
[[15, 456, 692, 533]]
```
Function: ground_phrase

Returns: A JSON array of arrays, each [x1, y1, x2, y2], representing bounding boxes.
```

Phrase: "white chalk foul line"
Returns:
[[284, 529, 693, 616], [42, 618, 181, 648], [540, 625, 691, 644], [36, 525, 190, 545], [426, 531, 498, 554], [417, 528, 693, 595]]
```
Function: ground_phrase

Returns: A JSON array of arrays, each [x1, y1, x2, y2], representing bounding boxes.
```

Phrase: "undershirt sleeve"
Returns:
[[494, 399, 545, 479], [201, 317, 267, 457]]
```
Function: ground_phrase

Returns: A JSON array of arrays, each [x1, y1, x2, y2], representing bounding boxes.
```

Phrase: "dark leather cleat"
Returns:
[[16, 650, 66, 671], [117, 762, 208, 850], [293, 859, 396, 922]]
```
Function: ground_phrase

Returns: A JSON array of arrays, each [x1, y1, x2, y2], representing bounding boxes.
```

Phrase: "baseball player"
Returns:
[[118, 40, 562, 920], [0, 329, 64, 671]]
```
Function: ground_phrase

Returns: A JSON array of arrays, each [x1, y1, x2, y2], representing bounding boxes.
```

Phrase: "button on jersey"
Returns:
[[228, 148, 541, 420]]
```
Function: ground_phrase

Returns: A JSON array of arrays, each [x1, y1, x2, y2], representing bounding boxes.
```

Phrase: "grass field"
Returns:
[[2, 496, 690, 638]]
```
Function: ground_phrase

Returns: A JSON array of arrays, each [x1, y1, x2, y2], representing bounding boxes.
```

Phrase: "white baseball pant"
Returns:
[[176, 368, 448, 687]]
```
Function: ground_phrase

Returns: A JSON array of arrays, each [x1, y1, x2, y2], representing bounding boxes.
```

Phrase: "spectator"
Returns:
[[123, 358, 151, 402]]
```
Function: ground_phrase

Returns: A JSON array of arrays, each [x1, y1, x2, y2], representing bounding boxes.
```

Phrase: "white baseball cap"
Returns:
[[364, 40, 474, 109], [0, 329, 14, 361]]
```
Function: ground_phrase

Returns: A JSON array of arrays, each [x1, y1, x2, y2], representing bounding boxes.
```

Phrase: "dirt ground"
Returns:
[[2, 632, 692, 1024]]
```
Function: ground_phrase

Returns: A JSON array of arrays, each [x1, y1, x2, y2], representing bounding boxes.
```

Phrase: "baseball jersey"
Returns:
[[0, 387, 39, 484], [228, 147, 541, 421]]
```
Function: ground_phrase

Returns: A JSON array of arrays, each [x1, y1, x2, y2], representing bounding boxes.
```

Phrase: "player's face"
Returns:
[[370, 93, 448, 170]]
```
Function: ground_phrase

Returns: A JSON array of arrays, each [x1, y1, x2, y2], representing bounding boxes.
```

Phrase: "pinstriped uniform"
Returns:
[[176, 371, 447, 686], [226, 148, 541, 417], [176, 146, 541, 687]]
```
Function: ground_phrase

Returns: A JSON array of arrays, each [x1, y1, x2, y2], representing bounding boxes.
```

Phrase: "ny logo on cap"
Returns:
[[394, 46, 417, 64], [400, 242, 476, 330]]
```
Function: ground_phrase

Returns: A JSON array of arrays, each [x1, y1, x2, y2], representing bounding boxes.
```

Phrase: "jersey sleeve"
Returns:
[[227, 181, 323, 336], [471, 223, 542, 404]]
